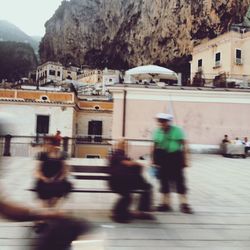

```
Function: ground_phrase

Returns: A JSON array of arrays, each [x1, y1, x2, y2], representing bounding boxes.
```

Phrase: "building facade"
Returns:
[[190, 29, 250, 87], [77, 69, 103, 84], [0, 89, 113, 158], [102, 69, 120, 86], [62, 66, 79, 81], [75, 99, 113, 158], [36, 61, 64, 85], [36, 61, 79, 85], [109, 85, 250, 158]]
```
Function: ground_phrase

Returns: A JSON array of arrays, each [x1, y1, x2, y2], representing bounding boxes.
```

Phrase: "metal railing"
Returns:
[[0, 135, 114, 158], [0, 135, 154, 158]]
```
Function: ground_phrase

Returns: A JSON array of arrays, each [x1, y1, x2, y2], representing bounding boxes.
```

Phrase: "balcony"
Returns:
[[213, 61, 221, 69], [235, 58, 243, 65]]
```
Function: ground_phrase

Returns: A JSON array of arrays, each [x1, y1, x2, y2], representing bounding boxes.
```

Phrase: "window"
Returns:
[[88, 120, 102, 136], [88, 120, 102, 142], [215, 52, 221, 67], [86, 155, 100, 159], [57, 71, 61, 77], [198, 59, 202, 71], [49, 70, 56, 76], [41, 95, 48, 101], [235, 49, 242, 64], [198, 59, 202, 67], [36, 115, 49, 134]]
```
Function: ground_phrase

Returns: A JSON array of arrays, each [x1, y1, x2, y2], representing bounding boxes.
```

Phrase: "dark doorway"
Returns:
[[88, 120, 102, 142], [36, 115, 50, 143]]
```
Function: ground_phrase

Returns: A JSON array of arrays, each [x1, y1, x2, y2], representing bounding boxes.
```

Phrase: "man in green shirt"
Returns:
[[152, 113, 193, 214]]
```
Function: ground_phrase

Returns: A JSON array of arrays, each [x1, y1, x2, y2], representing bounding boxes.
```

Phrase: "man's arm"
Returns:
[[121, 160, 143, 168], [181, 139, 190, 168], [0, 199, 64, 221]]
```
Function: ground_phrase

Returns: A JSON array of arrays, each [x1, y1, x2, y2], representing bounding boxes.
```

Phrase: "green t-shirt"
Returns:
[[153, 126, 185, 153]]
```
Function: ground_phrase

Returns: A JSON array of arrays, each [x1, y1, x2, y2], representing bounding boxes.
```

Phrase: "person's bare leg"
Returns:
[[179, 194, 193, 214], [157, 193, 172, 212], [162, 193, 171, 205]]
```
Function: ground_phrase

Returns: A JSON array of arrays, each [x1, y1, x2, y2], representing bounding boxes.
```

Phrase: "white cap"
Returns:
[[156, 113, 173, 121]]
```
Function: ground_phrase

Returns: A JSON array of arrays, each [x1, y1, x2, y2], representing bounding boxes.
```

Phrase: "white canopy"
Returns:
[[125, 65, 178, 81]]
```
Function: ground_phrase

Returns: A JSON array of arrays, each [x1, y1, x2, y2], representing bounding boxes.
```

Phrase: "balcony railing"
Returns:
[[0, 135, 154, 159], [0, 135, 113, 158]]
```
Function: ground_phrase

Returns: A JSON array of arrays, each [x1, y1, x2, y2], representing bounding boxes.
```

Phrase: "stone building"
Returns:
[[0, 88, 113, 158], [190, 28, 250, 87], [36, 61, 79, 85]]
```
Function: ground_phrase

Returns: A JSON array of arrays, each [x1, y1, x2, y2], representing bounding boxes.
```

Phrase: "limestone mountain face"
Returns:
[[39, 0, 250, 75]]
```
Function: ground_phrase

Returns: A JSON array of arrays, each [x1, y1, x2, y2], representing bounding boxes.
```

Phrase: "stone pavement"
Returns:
[[0, 154, 250, 249]]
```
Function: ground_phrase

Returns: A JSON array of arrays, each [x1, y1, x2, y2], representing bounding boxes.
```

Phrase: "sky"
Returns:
[[0, 0, 63, 37]]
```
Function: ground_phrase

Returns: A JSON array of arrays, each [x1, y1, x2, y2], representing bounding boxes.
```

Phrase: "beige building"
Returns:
[[36, 62, 79, 85], [77, 69, 103, 84], [190, 29, 250, 87], [78, 68, 120, 85], [62, 66, 78, 81], [74, 99, 113, 158], [0, 89, 113, 158], [102, 69, 120, 86], [36, 61, 64, 85]]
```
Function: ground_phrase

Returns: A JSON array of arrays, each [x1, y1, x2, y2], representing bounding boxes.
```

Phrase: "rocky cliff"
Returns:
[[0, 41, 38, 81], [39, 0, 250, 77]]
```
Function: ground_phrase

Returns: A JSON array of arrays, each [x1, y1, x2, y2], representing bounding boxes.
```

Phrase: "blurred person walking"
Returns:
[[108, 139, 154, 223], [152, 113, 193, 214], [0, 113, 94, 250], [34, 135, 72, 209]]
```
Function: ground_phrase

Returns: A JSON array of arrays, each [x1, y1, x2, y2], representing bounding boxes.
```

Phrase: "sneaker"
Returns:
[[180, 203, 193, 214], [157, 204, 172, 212]]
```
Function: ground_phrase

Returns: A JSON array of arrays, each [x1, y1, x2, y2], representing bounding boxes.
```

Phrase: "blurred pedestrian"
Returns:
[[234, 137, 242, 145], [34, 135, 72, 209], [54, 130, 62, 147], [152, 113, 193, 214], [222, 134, 230, 144], [243, 137, 250, 156], [108, 139, 154, 223], [0, 114, 94, 250]]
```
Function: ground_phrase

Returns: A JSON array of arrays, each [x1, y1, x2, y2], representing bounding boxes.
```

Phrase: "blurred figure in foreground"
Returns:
[[152, 113, 193, 214], [0, 112, 95, 250], [108, 139, 154, 223], [34, 135, 72, 209]]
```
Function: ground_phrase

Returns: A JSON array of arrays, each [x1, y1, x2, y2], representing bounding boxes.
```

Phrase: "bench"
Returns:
[[29, 164, 144, 194], [70, 165, 112, 193], [221, 143, 246, 158], [70, 165, 144, 193]]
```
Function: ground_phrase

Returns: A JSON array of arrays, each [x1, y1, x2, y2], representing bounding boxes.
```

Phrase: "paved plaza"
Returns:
[[0, 154, 250, 249]]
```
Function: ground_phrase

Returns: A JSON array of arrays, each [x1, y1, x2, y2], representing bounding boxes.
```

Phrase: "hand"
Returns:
[[39, 210, 66, 220], [183, 157, 190, 168]]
